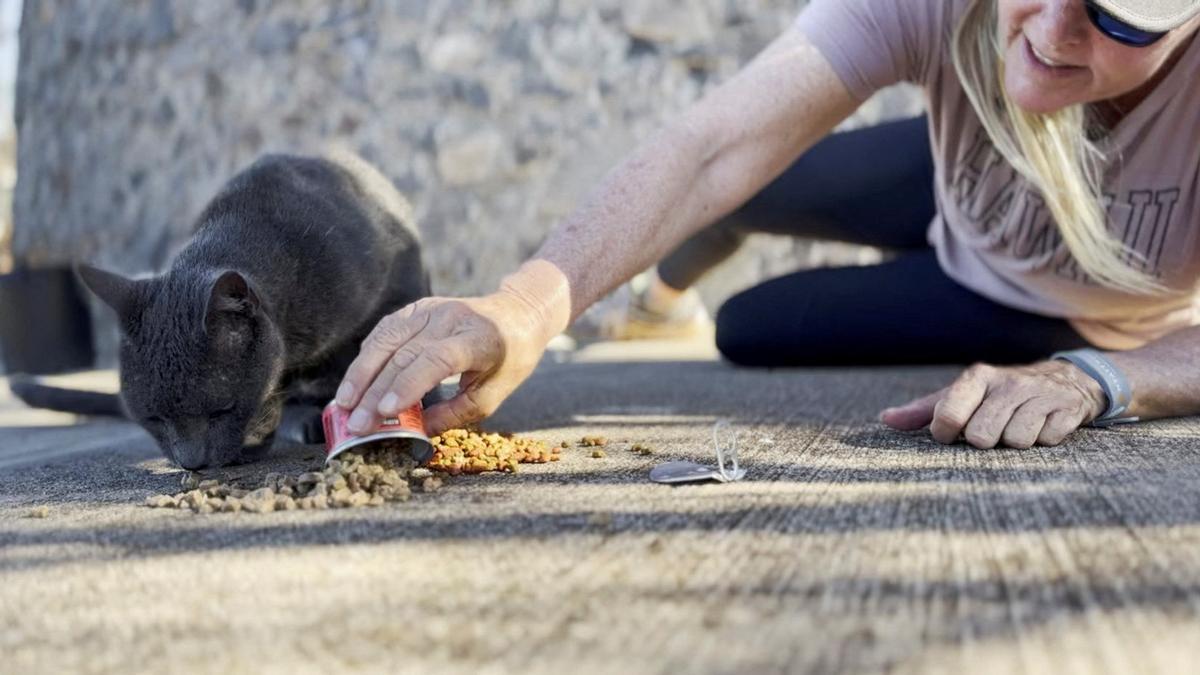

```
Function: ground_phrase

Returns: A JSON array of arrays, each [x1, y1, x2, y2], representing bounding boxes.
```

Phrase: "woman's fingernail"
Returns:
[[336, 382, 355, 407], [348, 408, 370, 433], [378, 393, 399, 414]]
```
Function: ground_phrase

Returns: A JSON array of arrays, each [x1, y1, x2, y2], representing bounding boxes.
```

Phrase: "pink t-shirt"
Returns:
[[795, 0, 1200, 349]]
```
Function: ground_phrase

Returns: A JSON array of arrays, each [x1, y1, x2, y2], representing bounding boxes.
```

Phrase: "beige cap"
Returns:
[[1091, 0, 1200, 31]]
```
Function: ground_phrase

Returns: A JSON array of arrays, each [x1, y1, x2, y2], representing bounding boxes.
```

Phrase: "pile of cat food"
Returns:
[[427, 428, 561, 474], [145, 442, 423, 513], [145, 429, 573, 514]]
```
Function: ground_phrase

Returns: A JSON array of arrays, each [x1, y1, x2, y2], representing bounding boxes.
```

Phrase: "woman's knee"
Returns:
[[714, 287, 795, 366]]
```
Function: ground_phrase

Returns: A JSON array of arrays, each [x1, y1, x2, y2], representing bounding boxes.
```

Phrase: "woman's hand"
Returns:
[[879, 361, 1108, 449], [335, 270, 566, 437]]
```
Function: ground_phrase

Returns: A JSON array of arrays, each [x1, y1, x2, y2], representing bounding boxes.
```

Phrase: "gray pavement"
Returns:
[[2, 342, 1199, 674]]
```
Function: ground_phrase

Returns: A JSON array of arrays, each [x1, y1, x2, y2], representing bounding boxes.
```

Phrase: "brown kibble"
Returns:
[[242, 496, 275, 514], [247, 487, 275, 502], [591, 450, 607, 459], [144, 495, 176, 509], [182, 490, 207, 509], [581, 435, 608, 447], [631, 443, 655, 456], [427, 428, 555, 474], [136, 431, 496, 514], [27, 506, 50, 519]]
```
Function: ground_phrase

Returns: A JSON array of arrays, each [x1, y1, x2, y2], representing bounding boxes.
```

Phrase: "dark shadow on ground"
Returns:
[[5, 475, 1200, 572]]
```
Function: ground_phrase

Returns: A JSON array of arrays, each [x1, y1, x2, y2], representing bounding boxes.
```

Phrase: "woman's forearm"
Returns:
[[1106, 325, 1200, 419], [508, 28, 858, 327]]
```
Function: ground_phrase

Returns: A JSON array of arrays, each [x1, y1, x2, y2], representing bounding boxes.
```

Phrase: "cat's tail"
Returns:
[[7, 375, 127, 417]]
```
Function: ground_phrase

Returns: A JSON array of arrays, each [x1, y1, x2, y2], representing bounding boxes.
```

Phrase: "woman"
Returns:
[[336, 0, 1200, 450]]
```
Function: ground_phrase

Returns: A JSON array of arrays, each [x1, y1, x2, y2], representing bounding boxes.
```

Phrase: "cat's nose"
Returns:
[[173, 444, 210, 470]]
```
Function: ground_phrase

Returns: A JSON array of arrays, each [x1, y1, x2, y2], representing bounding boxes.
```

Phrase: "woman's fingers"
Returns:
[[423, 386, 501, 437], [337, 303, 425, 410], [882, 361, 1097, 449], [879, 389, 946, 430], [1001, 398, 1057, 449], [930, 365, 992, 444], [1037, 409, 1083, 446]]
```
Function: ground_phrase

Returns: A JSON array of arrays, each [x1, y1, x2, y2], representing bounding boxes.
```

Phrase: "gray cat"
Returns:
[[12, 152, 429, 469]]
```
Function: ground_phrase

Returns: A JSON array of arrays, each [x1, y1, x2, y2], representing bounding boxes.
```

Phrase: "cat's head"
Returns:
[[78, 265, 287, 469]]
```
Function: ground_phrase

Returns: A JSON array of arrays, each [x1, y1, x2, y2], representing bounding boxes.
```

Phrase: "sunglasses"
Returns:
[[1084, 1, 1168, 47]]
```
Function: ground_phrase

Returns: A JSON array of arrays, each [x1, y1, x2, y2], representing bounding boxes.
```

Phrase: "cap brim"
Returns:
[[1091, 0, 1200, 31]]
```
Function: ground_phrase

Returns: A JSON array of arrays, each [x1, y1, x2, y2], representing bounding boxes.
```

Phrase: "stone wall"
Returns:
[[14, 0, 922, 366]]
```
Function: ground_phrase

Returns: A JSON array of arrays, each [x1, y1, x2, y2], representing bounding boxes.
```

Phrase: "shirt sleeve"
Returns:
[[793, 0, 951, 101]]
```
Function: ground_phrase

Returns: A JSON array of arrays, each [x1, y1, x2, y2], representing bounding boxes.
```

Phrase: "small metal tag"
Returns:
[[650, 420, 746, 485]]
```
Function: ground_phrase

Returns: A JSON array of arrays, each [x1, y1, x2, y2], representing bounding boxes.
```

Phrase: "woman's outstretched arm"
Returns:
[[337, 26, 861, 435]]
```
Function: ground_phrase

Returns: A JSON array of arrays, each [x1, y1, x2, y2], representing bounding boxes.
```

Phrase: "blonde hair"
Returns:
[[951, 0, 1166, 294]]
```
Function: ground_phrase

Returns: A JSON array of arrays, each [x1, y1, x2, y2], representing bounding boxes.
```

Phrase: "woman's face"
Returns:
[[998, 0, 1200, 113]]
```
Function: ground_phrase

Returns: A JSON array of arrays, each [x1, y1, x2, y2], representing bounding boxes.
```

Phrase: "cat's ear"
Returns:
[[204, 271, 260, 331], [75, 264, 142, 323]]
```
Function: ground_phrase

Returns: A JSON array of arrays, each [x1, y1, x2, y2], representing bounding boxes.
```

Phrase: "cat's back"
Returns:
[[184, 152, 417, 262]]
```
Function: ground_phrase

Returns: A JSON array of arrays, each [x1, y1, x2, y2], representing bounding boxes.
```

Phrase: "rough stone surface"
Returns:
[[13, 0, 921, 366]]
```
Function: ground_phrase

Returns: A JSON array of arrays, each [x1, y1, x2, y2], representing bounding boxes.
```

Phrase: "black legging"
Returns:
[[657, 116, 1092, 367]]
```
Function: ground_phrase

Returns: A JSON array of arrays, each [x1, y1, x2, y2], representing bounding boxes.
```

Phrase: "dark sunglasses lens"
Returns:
[[1085, 4, 1167, 46]]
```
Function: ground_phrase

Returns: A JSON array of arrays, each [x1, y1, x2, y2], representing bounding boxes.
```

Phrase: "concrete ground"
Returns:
[[2, 340, 1199, 674]]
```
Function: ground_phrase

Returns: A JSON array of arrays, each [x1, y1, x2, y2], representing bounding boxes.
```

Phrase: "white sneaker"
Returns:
[[572, 272, 714, 342]]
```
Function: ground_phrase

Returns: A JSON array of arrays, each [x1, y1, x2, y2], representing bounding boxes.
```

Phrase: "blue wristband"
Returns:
[[1050, 348, 1138, 427]]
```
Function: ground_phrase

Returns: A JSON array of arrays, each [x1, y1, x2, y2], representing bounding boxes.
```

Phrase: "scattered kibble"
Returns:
[[145, 429, 650, 514], [143, 428, 564, 514], [428, 428, 556, 475], [26, 506, 49, 519], [145, 442, 418, 514]]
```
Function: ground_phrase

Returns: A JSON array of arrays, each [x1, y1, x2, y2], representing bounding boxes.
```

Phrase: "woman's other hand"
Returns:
[[879, 361, 1108, 449]]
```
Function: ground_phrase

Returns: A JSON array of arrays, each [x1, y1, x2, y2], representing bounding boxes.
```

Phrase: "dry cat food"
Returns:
[[428, 428, 561, 475], [145, 429, 565, 513], [580, 435, 608, 447], [631, 443, 655, 456], [590, 449, 608, 459], [146, 442, 418, 514]]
